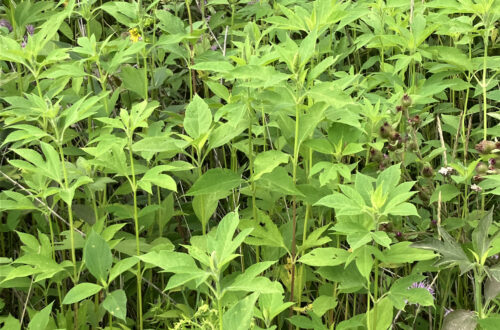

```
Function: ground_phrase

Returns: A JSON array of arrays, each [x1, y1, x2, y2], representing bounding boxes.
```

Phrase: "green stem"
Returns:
[[127, 136, 143, 330], [482, 34, 489, 141], [474, 266, 484, 319]]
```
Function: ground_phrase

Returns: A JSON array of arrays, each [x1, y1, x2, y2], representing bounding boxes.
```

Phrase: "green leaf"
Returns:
[[312, 295, 337, 317], [83, 230, 112, 283], [108, 257, 138, 284], [132, 136, 188, 153], [27, 302, 53, 330], [214, 211, 252, 267], [383, 242, 436, 265], [430, 184, 460, 204], [222, 292, 259, 330], [376, 164, 402, 195], [240, 211, 287, 250], [478, 315, 500, 330], [119, 65, 147, 99], [472, 209, 494, 262], [354, 245, 373, 281], [184, 94, 212, 139], [299, 248, 349, 267], [367, 297, 393, 330], [186, 168, 242, 196], [226, 261, 281, 294], [257, 167, 304, 197], [139, 166, 177, 193], [442, 310, 477, 330], [192, 193, 219, 231], [411, 229, 472, 273], [371, 231, 391, 248], [388, 274, 434, 310], [252, 150, 289, 181], [102, 290, 127, 321], [62, 283, 102, 304], [139, 251, 199, 273], [484, 277, 500, 302], [383, 202, 419, 217]]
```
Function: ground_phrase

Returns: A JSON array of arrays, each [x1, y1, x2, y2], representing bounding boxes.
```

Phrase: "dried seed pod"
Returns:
[[488, 158, 497, 170], [379, 154, 391, 170], [476, 162, 488, 175], [380, 223, 393, 232], [490, 157, 500, 169], [422, 163, 434, 178], [379, 122, 393, 139], [475, 140, 496, 155], [402, 93, 412, 108], [473, 175, 484, 182], [418, 186, 431, 202], [370, 149, 383, 162], [390, 131, 401, 142], [407, 140, 418, 151]]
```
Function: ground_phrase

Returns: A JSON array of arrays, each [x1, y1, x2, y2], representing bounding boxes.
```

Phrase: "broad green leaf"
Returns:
[[138, 166, 177, 193], [312, 295, 337, 317], [102, 290, 127, 321], [192, 193, 219, 232], [119, 65, 147, 99], [484, 277, 500, 302], [371, 231, 391, 248], [83, 230, 112, 283], [240, 212, 287, 250], [257, 167, 304, 197], [226, 261, 280, 294], [430, 184, 460, 203], [108, 257, 138, 284], [222, 292, 259, 330], [132, 136, 188, 154], [472, 209, 494, 262], [442, 310, 477, 330], [139, 251, 199, 273], [214, 211, 253, 268], [252, 150, 289, 181], [367, 297, 393, 330], [27, 302, 53, 330], [478, 315, 500, 330], [184, 94, 212, 139], [388, 274, 434, 310], [354, 245, 373, 281], [186, 169, 242, 196], [383, 242, 436, 265], [299, 248, 349, 267], [62, 283, 102, 304]]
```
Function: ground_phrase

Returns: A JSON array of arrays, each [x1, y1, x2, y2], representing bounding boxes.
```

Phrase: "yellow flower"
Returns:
[[129, 28, 141, 42]]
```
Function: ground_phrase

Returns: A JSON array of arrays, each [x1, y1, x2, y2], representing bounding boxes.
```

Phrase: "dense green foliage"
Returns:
[[0, 0, 499, 329]]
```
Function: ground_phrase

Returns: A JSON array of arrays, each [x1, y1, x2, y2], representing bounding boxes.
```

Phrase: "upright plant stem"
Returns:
[[289, 91, 301, 321], [474, 267, 484, 319], [481, 34, 489, 141], [128, 137, 143, 330]]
